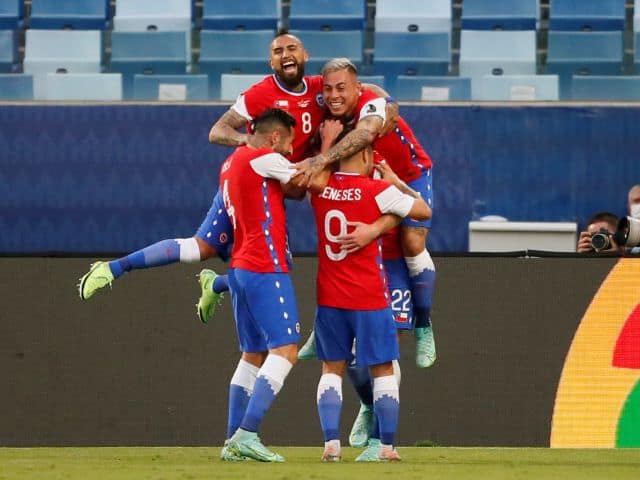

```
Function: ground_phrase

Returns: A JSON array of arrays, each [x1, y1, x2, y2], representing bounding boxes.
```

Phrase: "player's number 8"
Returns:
[[301, 112, 313, 134], [324, 209, 347, 261]]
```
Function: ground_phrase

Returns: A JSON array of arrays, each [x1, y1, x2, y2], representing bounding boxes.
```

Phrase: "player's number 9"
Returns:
[[324, 209, 348, 261], [222, 180, 236, 230]]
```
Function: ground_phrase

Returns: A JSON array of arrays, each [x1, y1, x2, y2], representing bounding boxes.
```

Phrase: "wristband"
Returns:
[[385, 96, 397, 104]]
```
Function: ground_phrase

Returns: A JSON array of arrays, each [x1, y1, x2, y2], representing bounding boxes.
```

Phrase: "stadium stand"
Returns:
[[289, 29, 363, 75], [373, 32, 450, 91], [395, 76, 471, 101], [459, 30, 536, 94], [199, 30, 273, 100], [133, 73, 208, 101], [0, 29, 15, 72], [461, 0, 539, 31], [30, 0, 110, 30], [0, 0, 23, 29], [635, 0, 640, 35], [0, 73, 32, 99], [202, 0, 280, 31], [545, 31, 624, 100], [113, 0, 191, 31], [220, 73, 268, 101], [42, 73, 122, 101], [571, 75, 640, 101], [375, 0, 451, 33], [288, 0, 366, 31], [358, 74, 386, 89], [474, 74, 559, 101], [549, 0, 626, 31], [110, 31, 189, 99]]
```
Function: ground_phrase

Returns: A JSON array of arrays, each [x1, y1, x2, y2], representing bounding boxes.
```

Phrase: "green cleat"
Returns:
[[415, 325, 437, 368], [220, 439, 249, 462], [227, 429, 284, 462], [355, 438, 382, 462], [297, 330, 317, 360], [197, 269, 224, 324], [348, 402, 374, 448], [78, 261, 114, 300]]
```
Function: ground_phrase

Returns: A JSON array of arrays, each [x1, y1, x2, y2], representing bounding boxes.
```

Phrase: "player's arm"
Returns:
[[250, 153, 307, 200], [375, 160, 420, 198], [338, 214, 402, 253], [361, 83, 399, 137], [208, 108, 250, 146]]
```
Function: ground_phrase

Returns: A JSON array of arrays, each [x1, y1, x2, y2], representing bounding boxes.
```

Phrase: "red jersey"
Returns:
[[310, 172, 416, 310], [349, 90, 433, 182], [231, 74, 326, 163], [220, 146, 296, 273]]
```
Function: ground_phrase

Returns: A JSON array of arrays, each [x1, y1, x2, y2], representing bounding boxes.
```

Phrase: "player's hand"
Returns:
[[577, 231, 593, 253], [291, 155, 326, 187], [380, 101, 399, 137], [319, 119, 344, 151], [374, 160, 400, 184], [337, 221, 379, 253]]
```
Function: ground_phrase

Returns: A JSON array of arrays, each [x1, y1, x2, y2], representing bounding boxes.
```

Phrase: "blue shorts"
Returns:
[[403, 168, 433, 229], [228, 268, 301, 353], [195, 189, 233, 261], [385, 258, 415, 330], [315, 306, 399, 367]]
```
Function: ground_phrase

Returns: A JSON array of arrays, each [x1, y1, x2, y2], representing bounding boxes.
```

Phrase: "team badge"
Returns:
[[315, 93, 324, 107]]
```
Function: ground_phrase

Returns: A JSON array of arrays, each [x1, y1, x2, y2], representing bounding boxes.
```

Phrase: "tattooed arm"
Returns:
[[208, 108, 250, 146]]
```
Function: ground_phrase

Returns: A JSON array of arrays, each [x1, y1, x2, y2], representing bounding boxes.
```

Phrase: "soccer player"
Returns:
[[307, 134, 432, 461], [216, 108, 305, 462], [296, 58, 437, 370]]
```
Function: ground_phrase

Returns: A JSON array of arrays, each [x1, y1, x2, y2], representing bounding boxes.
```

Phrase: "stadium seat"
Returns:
[[373, 32, 450, 92], [289, 30, 363, 75], [110, 31, 189, 99], [461, 0, 539, 31], [0, 29, 15, 72], [635, 0, 640, 34], [0, 0, 23, 29], [358, 75, 386, 90], [459, 30, 536, 94], [133, 74, 208, 101], [199, 30, 274, 100], [474, 74, 559, 101], [289, 0, 365, 31], [549, 0, 625, 31], [113, 0, 191, 31], [395, 75, 471, 101], [202, 0, 280, 30], [375, 0, 451, 33], [545, 31, 623, 100], [220, 73, 269, 101], [0, 73, 33, 100], [30, 0, 110, 30], [571, 76, 640, 101], [42, 73, 122, 101]]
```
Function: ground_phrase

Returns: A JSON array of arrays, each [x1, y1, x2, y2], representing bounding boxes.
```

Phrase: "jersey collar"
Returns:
[[273, 74, 309, 96]]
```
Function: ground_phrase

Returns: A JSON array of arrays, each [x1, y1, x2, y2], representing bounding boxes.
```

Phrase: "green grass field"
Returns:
[[1, 447, 639, 480]]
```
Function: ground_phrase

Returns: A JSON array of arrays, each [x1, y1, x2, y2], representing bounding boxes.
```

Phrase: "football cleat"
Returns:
[[378, 446, 401, 462], [297, 330, 317, 360], [227, 429, 284, 462], [415, 325, 437, 368], [320, 444, 341, 462], [349, 402, 374, 448], [354, 438, 381, 462], [78, 261, 114, 300], [197, 269, 224, 324], [220, 440, 249, 461]]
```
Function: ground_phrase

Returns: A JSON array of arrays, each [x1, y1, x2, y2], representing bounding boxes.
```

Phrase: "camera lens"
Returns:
[[590, 232, 611, 251]]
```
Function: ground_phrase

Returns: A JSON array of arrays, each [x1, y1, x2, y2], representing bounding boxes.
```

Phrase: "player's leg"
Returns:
[[314, 306, 356, 462], [346, 363, 374, 447], [401, 169, 437, 368], [297, 329, 317, 360], [227, 270, 299, 462]]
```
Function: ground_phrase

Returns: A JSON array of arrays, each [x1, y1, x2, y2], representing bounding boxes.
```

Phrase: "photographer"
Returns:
[[577, 212, 621, 254]]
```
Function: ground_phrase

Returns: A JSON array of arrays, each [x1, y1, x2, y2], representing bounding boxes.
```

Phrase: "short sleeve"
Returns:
[[250, 153, 295, 184]]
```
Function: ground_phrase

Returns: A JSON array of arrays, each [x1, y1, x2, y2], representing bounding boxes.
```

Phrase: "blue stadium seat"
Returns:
[[43, 73, 122, 100], [0, 29, 15, 72], [202, 0, 280, 30], [0, 74, 32, 99], [474, 75, 559, 101], [459, 30, 536, 93], [549, 0, 625, 31], [546, 31, 623, 100], [461, 0, 539, 31], [289, 0, 365, 31], [113, 0, 191, 31], [30, 0, 110, 30], [199, 30, 274, 100], [133, 74, 208, 101], [375, 0, 451, 33], [110, 31, 189, 99], [635, 0, 640, 34], [289, 30, 363, 75], [220, 73, 269, 101], [395, 75, 471, 101], [571, 76, 640, 101], [0, 0, 23, 29], [373, 32, 450, 92], [358, 75, 386, 90]]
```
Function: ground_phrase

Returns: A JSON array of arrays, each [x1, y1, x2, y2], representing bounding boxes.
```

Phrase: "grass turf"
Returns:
[[1, 447, 639, 480]]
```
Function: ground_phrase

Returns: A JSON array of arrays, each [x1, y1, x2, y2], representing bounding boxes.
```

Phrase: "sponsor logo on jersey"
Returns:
[[315, 93, 325, 107], [297, 99, 310, 108], [274, 100, 289, 108]]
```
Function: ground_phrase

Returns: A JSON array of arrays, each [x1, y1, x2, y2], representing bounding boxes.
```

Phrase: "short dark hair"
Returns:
[[587, 211, 619, 230], [252, 108, 297, 134]]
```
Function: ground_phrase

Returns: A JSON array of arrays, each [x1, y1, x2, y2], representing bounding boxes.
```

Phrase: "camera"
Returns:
[[590, 228, 612, 252], [614, 216, 640, 247]]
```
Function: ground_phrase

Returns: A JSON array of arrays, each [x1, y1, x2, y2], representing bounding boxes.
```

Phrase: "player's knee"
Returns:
[[400, 227, 428, 256]]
